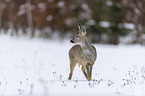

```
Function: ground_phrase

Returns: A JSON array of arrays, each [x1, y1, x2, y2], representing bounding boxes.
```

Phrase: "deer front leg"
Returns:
[[68, 61, 76, 80]]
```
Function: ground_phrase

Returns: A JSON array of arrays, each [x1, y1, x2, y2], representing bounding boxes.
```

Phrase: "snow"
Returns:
[[99, 21, 110, 28], [37, 3, 47, 12], [122, 23, 135, 29], [87, 20, 96, 25], [57, 1, 65, 8], [46, 15, 53, 21], [99, 22, 135, 30], [0, 35, 145, 96], [17, 5, 26, 16], [81, 4, 91, 13], [106, 1, 113, 6]]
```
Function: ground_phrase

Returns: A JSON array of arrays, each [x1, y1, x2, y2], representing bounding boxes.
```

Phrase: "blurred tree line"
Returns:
[[0, 0, 145, 44]]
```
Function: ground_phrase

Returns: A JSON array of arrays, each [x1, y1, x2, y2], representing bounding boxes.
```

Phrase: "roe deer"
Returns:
[[68, 25, 97, 81]]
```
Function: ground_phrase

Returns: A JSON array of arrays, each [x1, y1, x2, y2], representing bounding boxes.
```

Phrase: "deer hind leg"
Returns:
[[81, 66, 88, 79], [86, 63, 93, 81], [68, 61, 76, 80]]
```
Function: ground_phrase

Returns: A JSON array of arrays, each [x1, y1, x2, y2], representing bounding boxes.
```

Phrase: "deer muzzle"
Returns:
[[70, 40, 74, 43]]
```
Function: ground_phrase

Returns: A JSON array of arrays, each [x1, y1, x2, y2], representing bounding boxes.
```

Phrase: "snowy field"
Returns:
[[0, 35, 145, 96]]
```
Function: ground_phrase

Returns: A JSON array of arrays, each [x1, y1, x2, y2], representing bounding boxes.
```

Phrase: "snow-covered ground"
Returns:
[[0, 35, 145, 96]]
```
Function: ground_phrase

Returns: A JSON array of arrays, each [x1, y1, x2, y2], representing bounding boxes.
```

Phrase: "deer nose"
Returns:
[[70, 40, 74, 43]]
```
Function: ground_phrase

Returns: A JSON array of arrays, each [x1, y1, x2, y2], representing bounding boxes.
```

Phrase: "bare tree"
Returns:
[[125, 0, 145, 44], [26, 0, 33, 28], [0, 0, 4, 29], [134, 0, 145, 44]]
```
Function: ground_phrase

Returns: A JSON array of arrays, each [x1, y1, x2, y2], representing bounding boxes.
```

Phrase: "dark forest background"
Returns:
[[0, 0, 145, 45]]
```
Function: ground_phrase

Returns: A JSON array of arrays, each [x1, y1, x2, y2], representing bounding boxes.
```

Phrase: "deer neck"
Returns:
[[81, 37, 91, 52], [80, 37, 95, 63]]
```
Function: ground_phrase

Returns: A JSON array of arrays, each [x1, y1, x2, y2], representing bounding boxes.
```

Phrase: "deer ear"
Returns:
[[81, 30, 87, 36], [78, 24, 81, 30]]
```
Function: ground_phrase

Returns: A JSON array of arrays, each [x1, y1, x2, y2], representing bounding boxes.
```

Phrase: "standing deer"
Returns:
[[68, 25, 97, 81]]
